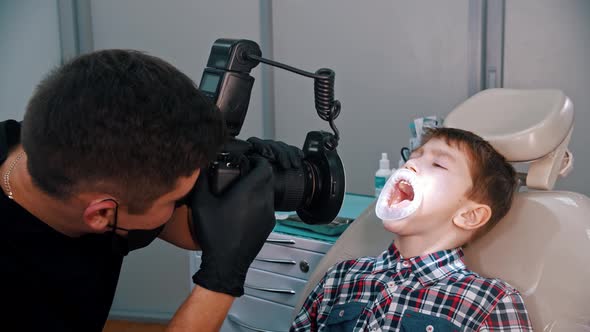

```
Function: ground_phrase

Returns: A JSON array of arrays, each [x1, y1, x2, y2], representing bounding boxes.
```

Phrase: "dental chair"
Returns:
[[292, 89, 590, 331]]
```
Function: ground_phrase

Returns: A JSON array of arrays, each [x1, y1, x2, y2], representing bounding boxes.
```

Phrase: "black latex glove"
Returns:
[[247, 137, 304, 169], [190, 156, 275, 297]]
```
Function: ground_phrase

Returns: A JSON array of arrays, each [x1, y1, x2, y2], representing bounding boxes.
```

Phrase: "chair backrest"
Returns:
[[293, 89, 590, 330]]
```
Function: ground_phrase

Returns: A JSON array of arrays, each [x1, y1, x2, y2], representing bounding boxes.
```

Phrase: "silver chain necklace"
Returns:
[[3, 152, 24, 200]]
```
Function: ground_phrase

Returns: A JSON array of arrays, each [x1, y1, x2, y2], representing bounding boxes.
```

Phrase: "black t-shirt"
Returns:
[[1, 120, 123, 332]]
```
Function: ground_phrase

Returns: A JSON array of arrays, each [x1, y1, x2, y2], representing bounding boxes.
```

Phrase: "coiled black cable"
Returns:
[[314, 68, 341, 149], [246, 54, 341, 150]]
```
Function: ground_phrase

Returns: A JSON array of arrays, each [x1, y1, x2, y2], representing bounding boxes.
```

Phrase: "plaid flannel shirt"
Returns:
[[291, 242, 532, 331]]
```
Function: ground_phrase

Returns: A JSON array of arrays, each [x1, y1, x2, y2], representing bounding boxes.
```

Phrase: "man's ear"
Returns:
[[452, 201, 492, 231], [83, 199, 117, 232]]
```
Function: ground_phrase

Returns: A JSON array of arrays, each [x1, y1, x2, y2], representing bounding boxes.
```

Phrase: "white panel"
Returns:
[[0, 0, 61, 120], [272, 0, 471, 195], [504, 0, 590, 196], [110, 239, 192, 321], [90, 0, 264, 139]]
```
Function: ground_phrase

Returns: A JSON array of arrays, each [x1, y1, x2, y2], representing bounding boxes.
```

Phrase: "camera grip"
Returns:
[[209, 154, 242, 195]]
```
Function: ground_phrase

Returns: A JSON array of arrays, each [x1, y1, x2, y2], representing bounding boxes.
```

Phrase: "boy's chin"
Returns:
[[381, 216, 416, 234]]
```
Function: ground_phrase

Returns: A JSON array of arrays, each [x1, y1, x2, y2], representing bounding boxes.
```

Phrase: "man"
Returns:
[[1, 49, 301, 331]]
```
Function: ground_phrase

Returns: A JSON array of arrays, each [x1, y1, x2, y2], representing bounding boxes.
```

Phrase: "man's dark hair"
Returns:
[[22, 49, 226, 213], [420, 127, 517, 239]]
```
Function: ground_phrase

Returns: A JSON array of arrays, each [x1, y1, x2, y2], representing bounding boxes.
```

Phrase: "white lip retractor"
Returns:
[[375, 168, 423, 221]]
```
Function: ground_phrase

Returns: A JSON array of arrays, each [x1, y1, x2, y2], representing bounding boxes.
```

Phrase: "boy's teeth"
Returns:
[[397, 179, 415, 200]]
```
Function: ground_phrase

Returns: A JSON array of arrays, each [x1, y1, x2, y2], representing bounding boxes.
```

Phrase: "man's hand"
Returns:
[[247, 137, 304, 169], [190, 156, 275, 297]]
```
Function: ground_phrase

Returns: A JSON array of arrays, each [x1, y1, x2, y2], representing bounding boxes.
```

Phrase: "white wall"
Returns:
[[272, 0, 471, 195], [0, 0, 61, 120], [91, 0, 265, 140], [504, 0, 590, 196]]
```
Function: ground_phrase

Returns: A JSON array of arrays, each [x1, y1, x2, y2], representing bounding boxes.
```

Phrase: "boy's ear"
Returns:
[[452, 201, 492, 231]]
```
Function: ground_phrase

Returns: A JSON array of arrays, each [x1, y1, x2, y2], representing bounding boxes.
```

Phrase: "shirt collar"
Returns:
[[375, 241, 466, 287]]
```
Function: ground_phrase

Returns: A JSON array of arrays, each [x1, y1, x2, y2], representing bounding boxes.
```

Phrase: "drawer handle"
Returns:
[[245, 284, 296, 295], [255, 257, 296, 265], [266, 238, 296, 245], [227, 314, 287, 332]]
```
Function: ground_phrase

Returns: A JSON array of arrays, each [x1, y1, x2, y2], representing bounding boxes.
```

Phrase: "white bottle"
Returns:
[[375, 153, 392, 197]]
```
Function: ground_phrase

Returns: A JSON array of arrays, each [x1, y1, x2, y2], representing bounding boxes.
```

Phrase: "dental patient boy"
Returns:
[[291, 128, 532, 331]]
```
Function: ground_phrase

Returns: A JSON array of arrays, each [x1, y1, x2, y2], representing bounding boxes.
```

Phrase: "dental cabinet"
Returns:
[[194, 232, 332, 331]]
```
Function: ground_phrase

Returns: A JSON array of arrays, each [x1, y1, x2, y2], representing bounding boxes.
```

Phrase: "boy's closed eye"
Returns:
[[433, 162, 447, 170]]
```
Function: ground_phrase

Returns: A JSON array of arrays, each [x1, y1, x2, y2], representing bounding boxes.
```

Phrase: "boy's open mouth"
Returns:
[[375, 168, 422, 221], [388, 179, 415, 207]]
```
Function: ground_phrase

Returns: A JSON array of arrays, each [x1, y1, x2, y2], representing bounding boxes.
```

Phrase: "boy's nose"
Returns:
[[404, 161, 418, 173]]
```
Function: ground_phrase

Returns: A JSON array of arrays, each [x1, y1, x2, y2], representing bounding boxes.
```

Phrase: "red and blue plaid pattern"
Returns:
[[291, 242, 532, 331]]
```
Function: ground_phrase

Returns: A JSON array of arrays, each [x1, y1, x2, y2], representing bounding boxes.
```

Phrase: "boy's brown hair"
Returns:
[[420, 127, 518, 239]]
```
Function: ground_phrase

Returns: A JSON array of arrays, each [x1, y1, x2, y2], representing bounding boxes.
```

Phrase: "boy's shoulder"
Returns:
[[435, 267, 529, 328], [440, 265, 522, 301]]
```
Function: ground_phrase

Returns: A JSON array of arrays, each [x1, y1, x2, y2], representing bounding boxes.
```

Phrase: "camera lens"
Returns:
[[273, 162, 316, 211], [272, 131, 345, 225], [208, 133, 344, 225]]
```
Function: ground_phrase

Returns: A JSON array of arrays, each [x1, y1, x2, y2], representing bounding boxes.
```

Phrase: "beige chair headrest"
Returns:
[[444, 89, 573, 162], [444, 89, 574, 190]]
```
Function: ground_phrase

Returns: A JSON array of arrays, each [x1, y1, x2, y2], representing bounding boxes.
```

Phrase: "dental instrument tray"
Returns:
[[278, 215, 354, 236]]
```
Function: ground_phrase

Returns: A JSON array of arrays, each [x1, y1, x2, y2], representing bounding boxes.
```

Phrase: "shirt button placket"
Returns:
[[387, 281, 397, 291]]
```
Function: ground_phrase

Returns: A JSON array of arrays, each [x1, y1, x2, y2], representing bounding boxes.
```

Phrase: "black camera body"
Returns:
[[199, 39, 345, 224], [208, 138, 249, 195]]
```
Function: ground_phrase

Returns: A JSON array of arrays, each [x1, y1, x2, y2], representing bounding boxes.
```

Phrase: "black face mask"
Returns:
[[103, 199, 165, 256]]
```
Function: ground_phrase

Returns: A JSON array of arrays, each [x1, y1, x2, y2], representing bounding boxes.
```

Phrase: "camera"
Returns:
[[199, 39, 345, 225]]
